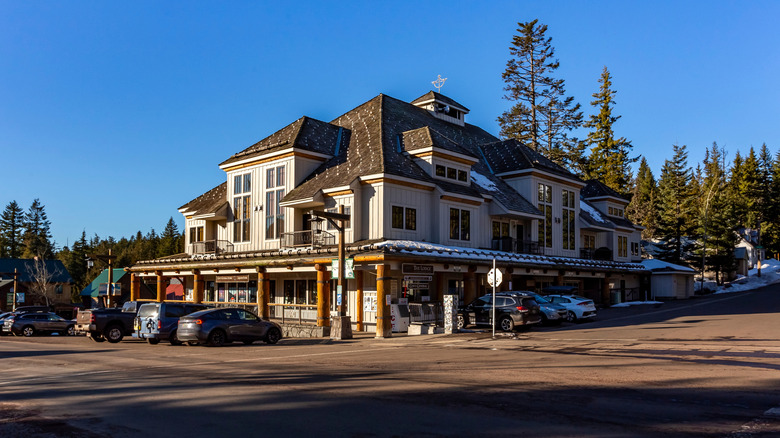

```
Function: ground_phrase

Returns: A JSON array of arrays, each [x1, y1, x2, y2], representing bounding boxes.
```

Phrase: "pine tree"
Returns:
[[767, 150, 780, 256], [22, 198, 54, 258], [584, 67, 636, 195], [626, 157, 658, 240], [699, 142, 736, 285], [158, 217, 181, 257], [0, 200, 25, 258], [656, 144, 697, 264], [728, 151, 747, 227], [498, 19, 584, 170], [756, 143, 774, 249], [741, 147, 762, 228]]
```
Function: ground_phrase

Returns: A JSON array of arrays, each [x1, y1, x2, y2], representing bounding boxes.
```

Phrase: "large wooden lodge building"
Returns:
[[128, 91, 647, 336]]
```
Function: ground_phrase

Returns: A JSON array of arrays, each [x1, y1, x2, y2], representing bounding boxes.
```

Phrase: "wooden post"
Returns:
[[375, 264, 391, 338], [156, 271, 165, 303], [257, 269, 269, 319], [130, 273, 140, 301], [556, 270, 564, 286], [463, 269, 477, 305], [193, 270, 203, 304], [316, 264, 330, 327], [356, 270, 364, 331]]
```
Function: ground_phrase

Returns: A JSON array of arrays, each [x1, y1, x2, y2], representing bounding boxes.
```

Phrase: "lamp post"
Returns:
[[87, 249, 117, 307], [1, 269, 19, 311]]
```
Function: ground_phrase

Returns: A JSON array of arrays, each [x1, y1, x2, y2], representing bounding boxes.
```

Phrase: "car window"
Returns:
[[222, 309, 240, 320], [138, 304, 159, 318], [532, 294, 550, 304], [475, 296, 492, 306], [236, 310, 259, 321], [49, 315, 65, 321], [165, 305, 187, 318]]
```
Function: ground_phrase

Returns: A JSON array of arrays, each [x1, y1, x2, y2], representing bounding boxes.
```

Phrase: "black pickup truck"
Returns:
[[75, 301, 149, 343]]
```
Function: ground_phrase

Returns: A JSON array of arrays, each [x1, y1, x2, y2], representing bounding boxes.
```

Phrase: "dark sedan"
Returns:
[[458, 292, 542, 332], [177, 307, 282, 347]]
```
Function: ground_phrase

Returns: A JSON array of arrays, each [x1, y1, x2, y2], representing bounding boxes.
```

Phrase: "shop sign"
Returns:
[[403, 275, 432, 282], [331, 258, 355, 279], [406, 282, 429, 289], [402, 264, 434, 274], [217, 275, 250, 283], [99, 283, 122, 296]]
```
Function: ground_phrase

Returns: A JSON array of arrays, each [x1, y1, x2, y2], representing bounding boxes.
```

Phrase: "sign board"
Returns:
[[217, 275, 250, 283], [336, 285, 343, 306], [398, 297, 408, 305], [363, 294, 377, 312], [99, 283, 122, 296], [402, 264, 434, 274], [406, 282, 429, 289], [16, 292, 24, 303], [6, 293, 13, 304], [487, 268, 503, 287], [403, 275, 432, 282], [331, 258, 355, 279]]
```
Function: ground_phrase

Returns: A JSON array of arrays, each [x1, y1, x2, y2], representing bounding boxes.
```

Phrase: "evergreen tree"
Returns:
[[756, 143, 774, 249], [498, 19, 584, 169], [584, 67, 636, 195], [767, 150, 780, 256], [740, 147, 761, 228], [0, 200, 25, 258], [158, 217, 181, 257], [728, 151, 747, 227], [656, 144, 697, 264], [699, 142, 736, 285], [626, 157, 658, 240], [22, 198, 54, 258]]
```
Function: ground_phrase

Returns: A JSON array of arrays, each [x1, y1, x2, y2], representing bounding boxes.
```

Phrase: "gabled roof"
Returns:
[[220, 116, 345, 167], [580, 198, 614, 230], [479, 139, 582, 182], [179, 182, 228, 216], [0, 258, 73, 283], [400, 126, 478, 160], [411, 91, 470, 112], [582, 179, 629, 202], [471, 170, 542, 217], [80, 268, 127, 297]]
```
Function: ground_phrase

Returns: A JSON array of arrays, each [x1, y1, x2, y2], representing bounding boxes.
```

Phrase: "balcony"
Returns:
[[490, 237, 544, 255], [581, 247, 613, 261], [191, 240, 234, 255], [279, 230, 336, 249]]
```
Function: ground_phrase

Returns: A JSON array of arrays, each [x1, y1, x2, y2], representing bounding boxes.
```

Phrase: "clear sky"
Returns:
[[2, 1, 778, 249]]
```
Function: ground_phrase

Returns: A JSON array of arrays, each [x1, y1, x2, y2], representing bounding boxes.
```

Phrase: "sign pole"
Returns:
[[13, 268, 18, 311], [492, 258, 496, 337]]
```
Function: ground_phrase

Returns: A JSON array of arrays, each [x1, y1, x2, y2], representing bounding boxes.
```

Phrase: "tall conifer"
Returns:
[[656, 144, 696, 263], [627, 157, 658, 240], [22, 198, 54, 258], [0, 200, 25, 258]]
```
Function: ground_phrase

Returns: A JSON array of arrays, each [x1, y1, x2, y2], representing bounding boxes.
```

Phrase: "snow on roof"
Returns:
[[470, 171, 498, 192], [580, 201, 607, 223], [641, 258, 696, 272]]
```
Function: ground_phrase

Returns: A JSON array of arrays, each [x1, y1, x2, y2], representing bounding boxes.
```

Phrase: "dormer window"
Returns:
[[608, 206, 624, 218], [410, 91, 469, 127], [435, 164, 468, 183]]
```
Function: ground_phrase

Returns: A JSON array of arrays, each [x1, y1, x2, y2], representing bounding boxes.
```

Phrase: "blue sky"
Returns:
[[2, 1, 778, 249]]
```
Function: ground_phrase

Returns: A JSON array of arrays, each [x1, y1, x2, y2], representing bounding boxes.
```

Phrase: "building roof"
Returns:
[[179, 182, 228, 215], [582, 179, 629, 201], [410, 91, 470, 112], [220, 116, 345, 167], [641, 259, 696, 273], [479, 139, 580, 182], [0, 258, 73, 284], [80, 268, 127, 297]]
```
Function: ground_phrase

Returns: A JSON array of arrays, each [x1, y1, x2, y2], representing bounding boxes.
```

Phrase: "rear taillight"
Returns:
[[578, 301, 591, 306], [194, 319, 203, 325], [90, 314, 96, 323], [157, 320, 162, 329], [516, 306, 528, 312]]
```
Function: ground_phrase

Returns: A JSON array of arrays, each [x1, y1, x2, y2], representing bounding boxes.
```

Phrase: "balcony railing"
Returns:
[[490, 237, 544, 255], [279, 230, 336, 249], [581, 247, 613, 261], [190, 240, 234, 255]]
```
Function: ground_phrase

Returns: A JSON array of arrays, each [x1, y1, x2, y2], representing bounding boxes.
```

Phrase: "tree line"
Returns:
[[0, 199, 183, 300], [500, 19, 773, 284]]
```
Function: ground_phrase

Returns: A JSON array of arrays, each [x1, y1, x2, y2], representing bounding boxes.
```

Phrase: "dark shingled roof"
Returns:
[[479, 139, 581, 181], [220, 116, 344, 167], [411, 91, 470, 112], [179, 182, 228, 215], [470, 170, 542, 217], [400, 126, 478, 159], [582, 179, 629, 201], [0, 258, 73, 283], [580, 198, 614, 229]]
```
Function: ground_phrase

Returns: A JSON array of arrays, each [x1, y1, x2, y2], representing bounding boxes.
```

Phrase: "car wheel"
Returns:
[[456, 314, 466, 330], [499, 316, 515, 332], [208, 329, 226, 347], [264, 327, 281, 345], [103, 325, 123, 343], [566, 311, 577, 323], [147, 338, 161, 345], [22, 326, 35, 337], [169, 330, 183, 346]]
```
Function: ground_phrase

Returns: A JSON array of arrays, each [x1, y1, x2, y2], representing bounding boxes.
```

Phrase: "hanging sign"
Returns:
[[402, 264, 434, 274], [331, 258, 355, 279]]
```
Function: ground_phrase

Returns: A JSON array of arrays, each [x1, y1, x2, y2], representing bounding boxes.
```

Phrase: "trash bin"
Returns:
[[610, 291, 622, 305]]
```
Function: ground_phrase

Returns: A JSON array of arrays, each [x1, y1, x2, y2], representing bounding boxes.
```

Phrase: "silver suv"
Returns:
[[134, 303, 209, 345]]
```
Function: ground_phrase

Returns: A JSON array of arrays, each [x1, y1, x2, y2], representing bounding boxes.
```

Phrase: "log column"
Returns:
[[316, 264, 331, 327], [375, 264, 392, 338], [257, 268, 270, 320], [130, 273, 140, 301], [155, 271, 165, 302], [193, 270, 204, 304], [463, 268, 477, 305], [356, 270, 364, 331]]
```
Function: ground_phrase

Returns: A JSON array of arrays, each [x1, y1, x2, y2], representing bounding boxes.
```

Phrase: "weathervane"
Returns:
[[432, 75, 447, 92]]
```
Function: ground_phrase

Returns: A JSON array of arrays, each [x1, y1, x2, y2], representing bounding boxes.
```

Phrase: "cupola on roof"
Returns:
[[411, 91, 469, 127]]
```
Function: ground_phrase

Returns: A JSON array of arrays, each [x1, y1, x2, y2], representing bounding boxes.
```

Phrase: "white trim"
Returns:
[[219, 147, 332, 170]]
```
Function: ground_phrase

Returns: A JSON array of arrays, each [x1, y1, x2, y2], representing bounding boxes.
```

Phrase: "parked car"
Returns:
[[458, 292, 542, 332], [13, 305, 51, 314], [177, 307, 282, 347], [134, 302, 210, 345], [76, 300, 148, 343], [2, 312, 75, 337], [0, 312, 15, 336], [545, 294, 597, 322], [522, 291, 568, 325]]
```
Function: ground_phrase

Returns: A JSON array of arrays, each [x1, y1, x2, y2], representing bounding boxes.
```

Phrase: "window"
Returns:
[[434, 163, 469, 183], [583, 235, 595, 249], [492, 221, 509, 239], [457, 170, 467, 182], [631, 241, 640, 257], [447, 167, 457, 179], [537, 183, 552, 248], [265, 165, 286, 239], [435, 165, 446, 177], [562, 189, 576, 250], [391, 206, 416, 230], [609, 206, 624, 217], [326, 206, 351, 230], [189, 226, 204, 244], [233, 173, 251, 242], [618, 236, 628, 258], [449, 208, 470, 241]]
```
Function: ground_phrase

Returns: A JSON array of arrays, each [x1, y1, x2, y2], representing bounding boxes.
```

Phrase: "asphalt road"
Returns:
[[1, 286, 780, 438]]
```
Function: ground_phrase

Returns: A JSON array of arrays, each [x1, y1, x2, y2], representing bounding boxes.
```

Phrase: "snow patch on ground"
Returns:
[[713, 258, 780, 294]]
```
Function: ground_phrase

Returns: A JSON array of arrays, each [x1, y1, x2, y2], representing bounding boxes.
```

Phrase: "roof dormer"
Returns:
[[411, 91, 469, 127]]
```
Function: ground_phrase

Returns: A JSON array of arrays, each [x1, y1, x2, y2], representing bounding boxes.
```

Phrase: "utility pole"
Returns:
[[87, 249, 117, 307], [1, 270, 20, 311]]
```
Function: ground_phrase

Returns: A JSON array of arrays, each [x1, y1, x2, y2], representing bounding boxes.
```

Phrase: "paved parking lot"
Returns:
[[2, 287, 780, 437]]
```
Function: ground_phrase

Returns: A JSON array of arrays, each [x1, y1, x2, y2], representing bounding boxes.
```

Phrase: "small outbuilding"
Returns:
[[641, 259, 696, 299]]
